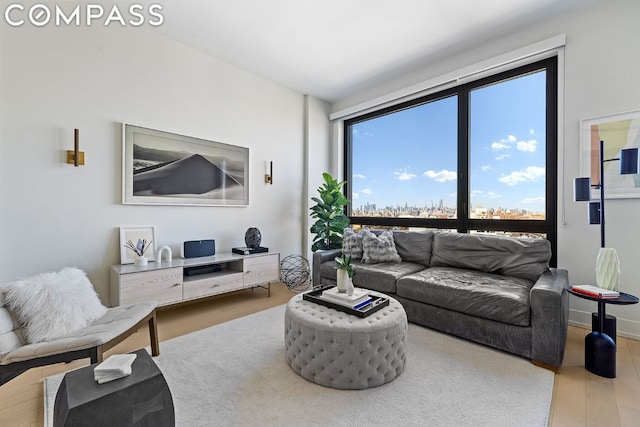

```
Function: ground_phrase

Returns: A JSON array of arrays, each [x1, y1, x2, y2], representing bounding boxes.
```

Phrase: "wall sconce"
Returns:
[[265, 161, 273, 184], [66, 128, 85, 166]]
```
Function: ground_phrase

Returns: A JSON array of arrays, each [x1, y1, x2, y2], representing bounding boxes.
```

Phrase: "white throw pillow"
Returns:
[[361, 229, 402, 264], [342, 228, 364, 260], [2, 267, 108, 344]]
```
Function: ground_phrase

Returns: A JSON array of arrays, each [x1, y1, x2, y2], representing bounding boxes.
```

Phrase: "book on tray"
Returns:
[[571, 285, 619, 299], [94, 353, 137, 384], [322, 287, 372, 309]]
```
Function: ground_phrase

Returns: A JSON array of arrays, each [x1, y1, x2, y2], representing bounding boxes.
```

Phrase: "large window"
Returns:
[[344, 57, 558, 265]]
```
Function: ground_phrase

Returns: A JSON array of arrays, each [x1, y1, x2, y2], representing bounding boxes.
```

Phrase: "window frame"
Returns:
[[343, 57, 558, 266]]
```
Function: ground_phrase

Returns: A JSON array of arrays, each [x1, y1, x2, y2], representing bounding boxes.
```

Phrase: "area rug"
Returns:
[[45, 304, 554, 426]]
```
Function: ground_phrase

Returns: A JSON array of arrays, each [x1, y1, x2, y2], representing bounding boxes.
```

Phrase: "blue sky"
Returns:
[[351, 70, 546, 214]]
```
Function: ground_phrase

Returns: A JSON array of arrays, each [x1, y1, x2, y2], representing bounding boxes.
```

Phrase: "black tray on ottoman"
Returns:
[[303, 286, 389, 318]]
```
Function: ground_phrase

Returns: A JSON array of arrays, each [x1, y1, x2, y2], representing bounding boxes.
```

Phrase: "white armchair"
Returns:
[[0, 268, 159, 386]]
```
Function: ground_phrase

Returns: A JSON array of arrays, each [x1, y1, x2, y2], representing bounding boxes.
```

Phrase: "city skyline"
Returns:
[[350, 70, 547, 217]]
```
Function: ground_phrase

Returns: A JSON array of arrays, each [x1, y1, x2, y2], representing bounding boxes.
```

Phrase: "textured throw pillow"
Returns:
[[2, 267, 108, 344], [342, 228, 364, 260], [361, 229, 402, 264]]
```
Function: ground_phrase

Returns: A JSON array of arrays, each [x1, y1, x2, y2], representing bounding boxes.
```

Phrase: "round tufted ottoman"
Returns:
[[284, 290, 407, 389]]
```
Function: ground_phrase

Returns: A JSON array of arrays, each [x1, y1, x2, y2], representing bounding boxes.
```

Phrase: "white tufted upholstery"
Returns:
[[284, 291, 407, 389]]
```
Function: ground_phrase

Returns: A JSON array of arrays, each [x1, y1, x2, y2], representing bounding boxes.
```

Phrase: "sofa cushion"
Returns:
[[319, 260, 425, 294], [430, 232, 551, 281], [342, 228, 364, 260], [361, 230, 402, 264], [396, 267, 534, 326], [392, 230, 434, 266]]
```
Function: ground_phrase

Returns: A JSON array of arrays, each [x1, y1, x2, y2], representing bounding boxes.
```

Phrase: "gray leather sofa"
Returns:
[[312, 230, 569, 370]]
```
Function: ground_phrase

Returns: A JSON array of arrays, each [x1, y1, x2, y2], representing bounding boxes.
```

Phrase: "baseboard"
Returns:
[[569, 308, 640, 340]]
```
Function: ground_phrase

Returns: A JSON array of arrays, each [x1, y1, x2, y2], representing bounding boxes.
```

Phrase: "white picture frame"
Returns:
[[579, 109, 640, 199], [122, 124, 249, 206], [119, 226, 157, 264]]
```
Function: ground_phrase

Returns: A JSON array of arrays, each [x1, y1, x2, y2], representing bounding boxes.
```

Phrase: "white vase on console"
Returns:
[[134, 256, 148, 267]]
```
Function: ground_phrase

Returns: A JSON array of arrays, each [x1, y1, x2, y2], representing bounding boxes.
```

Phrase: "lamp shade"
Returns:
[[619, 148, 639, 174], [588, 201, 601, 225], [574, 177, 591, 201]]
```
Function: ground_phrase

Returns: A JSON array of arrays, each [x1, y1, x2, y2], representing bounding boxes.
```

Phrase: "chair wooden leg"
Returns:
[[148, 311, 160, 356], [89, 346, 105, 364]]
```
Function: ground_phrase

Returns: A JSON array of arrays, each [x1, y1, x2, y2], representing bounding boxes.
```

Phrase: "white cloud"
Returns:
[[495, 154, 510, 161], [481, 164, 492, 171], [352, 192, 359, 200], [472, 189, 501, 198], [353, 173, 366, 179], [424, 169, 457, 183], [361, 188, 372, 195], [516, 139, 537, 152], [395, 169, 417, 181], [491, 142, 510, 151], [522, 196, 544, 203], [499, 166, 545, 186], [529, 129, 535, 135]]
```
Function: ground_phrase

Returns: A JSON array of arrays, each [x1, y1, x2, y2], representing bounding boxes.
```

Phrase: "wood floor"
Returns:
[[1, 282, 639, 426]]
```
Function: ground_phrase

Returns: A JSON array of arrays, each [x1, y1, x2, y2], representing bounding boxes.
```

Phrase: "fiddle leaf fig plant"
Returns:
[[310, 172, 350, 252]]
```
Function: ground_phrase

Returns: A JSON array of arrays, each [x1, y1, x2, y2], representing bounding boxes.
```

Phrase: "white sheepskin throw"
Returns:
[[2, 267, 108, 344]]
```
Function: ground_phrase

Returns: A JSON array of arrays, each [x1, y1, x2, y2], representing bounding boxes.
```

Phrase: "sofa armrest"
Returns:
[[530, 267, 569, 368], [312, 249, 342, 287]]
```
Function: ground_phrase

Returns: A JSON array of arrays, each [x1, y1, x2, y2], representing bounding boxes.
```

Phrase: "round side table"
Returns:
[[567, 287, 639, 378]]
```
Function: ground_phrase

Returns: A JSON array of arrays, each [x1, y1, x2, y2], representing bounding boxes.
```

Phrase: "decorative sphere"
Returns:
[[280, 255, 311, 292], [244, 227, 262, 248]]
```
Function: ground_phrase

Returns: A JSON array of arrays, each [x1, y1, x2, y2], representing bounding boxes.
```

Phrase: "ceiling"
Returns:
[[153, 0, 597, 103]]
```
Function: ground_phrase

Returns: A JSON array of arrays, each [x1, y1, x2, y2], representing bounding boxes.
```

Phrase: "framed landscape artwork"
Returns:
[[580, 109, 640, 199], [122, 124, 249, 206], [119, 226, 157, 264]]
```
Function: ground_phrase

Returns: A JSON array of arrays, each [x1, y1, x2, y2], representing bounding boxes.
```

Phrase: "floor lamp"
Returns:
[[573, 140, 639, 290], [573, 140, 639, 378]]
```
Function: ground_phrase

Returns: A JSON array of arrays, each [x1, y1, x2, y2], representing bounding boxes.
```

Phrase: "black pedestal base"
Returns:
[[585, 331, 616, 378], [591, 312, 616, 344]]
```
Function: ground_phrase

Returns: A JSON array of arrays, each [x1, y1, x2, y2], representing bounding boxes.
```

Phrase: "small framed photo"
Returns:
[[580, 109, 640, 199], [119, 226, 157, 264]]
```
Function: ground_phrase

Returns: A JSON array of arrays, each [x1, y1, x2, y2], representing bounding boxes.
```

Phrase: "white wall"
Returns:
[[304, 95, 332, 262], [0, 23, 307, 302], [332, 0, 640, 338]]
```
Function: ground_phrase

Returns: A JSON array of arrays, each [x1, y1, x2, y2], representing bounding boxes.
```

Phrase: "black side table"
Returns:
[[567, 287, 639, 378], [54, 349, 174, 426]]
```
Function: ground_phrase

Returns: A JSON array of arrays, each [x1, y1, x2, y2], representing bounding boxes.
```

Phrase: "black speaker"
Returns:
[[181, 239, 215, 258]]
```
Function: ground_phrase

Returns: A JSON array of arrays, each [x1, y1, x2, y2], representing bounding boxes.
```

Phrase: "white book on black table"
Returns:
[[94, 354, 137, 376], [322, 287, 369, 304]]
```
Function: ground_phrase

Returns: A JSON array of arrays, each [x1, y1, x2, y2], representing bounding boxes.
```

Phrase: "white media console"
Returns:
[[109, 252, 280, 307]]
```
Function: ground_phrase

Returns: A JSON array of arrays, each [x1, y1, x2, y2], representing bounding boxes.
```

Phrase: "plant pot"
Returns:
[[134, 256, 148, 267], [595, 247, 620, 291], [336, 269, 349, 293]]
